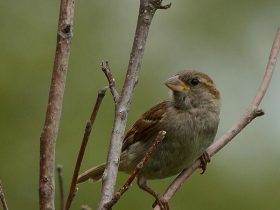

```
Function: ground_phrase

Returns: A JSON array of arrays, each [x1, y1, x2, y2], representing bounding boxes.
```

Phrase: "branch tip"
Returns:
[[81, 205, 92, 210], [57, 164, 63, 172], [255, 109, 265, 117], [65, 87, 107, 210], [158, 2, 172, 9], [99, 86, 108, 95], [151, 0, 172, 10], [100, 61, 119, 103], [57, 164, 65, 210]]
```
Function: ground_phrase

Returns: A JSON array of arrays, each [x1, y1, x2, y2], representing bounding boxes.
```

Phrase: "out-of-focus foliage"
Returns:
[[0, 0, 280, 209]]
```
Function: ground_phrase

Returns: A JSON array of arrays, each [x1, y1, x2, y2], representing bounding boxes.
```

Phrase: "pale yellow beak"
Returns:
[[164, 75, 189, 92]]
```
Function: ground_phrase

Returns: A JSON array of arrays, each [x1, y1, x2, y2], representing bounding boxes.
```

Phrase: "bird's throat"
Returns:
[[171, 91, 191, 110]]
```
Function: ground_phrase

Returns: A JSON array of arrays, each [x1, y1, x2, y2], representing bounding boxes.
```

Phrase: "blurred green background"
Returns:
[[1, 0, 280, 209]]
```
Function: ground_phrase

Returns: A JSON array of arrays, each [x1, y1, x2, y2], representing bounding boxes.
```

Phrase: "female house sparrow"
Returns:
[[78, 70, 220, 209]]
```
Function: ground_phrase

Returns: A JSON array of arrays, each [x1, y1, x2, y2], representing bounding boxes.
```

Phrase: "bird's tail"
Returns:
[[77, 163, 106, 184]]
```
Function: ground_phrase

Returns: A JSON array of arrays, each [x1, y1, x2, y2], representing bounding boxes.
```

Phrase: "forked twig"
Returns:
[[57, 164, 65, 210], [153, 27, 280, 210], [104, 131, 166, 209], [0, 181, 9, 210], [65, 87, 107, 210], [101, 61, 119, 104], [98, 1, 171, 209]]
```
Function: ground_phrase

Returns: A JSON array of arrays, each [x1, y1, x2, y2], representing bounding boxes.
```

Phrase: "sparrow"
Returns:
[[78, 70, 221, 210]]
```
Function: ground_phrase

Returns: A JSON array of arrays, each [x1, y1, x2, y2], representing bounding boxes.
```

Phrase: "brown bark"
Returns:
[[39, 0, 75, 209]]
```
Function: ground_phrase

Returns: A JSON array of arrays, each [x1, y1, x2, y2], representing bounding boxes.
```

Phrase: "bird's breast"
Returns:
[[141, 107, 219, 179], [120, 106, 219, 180]]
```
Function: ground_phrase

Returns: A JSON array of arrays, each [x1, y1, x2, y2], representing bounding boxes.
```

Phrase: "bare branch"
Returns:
[[65, 87, 107, 210], [101, 61, 119, 103], [97, 1, 171, 209], [39, 0, 75, 209], [104, 131, 166, 209], [251, 29, 280, 107], [57, 164, 65, 210], [0, 181, 9, 210], [153, 27, 280, 210]]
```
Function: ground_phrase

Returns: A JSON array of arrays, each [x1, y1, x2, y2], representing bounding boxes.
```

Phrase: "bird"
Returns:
[[78, 70, 221, 210]]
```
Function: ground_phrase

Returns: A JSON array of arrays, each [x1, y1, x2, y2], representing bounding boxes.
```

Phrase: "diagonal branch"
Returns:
[[153, 27, 280, 210], [65, 87, 107, 210], [39, 0, 75, 209], [0, 181, 9, 210], [104, 131, 166, 209], [97, 1, 171, 209], [101, 61, 119, 104]]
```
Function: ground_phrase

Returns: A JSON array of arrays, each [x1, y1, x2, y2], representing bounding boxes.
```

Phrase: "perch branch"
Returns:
[[97, 1, 171, 209], [57, 164, 65, 210], [65, 87, 107, 210], [39, 0, 75, 209], [101, 61, 119, 104], [105, 131, 166, 209], [0, 181, 9, 210], [153, 27, 280, 210]]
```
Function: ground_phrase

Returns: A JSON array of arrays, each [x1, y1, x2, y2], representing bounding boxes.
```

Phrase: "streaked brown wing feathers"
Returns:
[[121, 101, 168, 151]]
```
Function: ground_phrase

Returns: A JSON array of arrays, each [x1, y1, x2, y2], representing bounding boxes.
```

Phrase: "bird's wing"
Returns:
[[122, 101, 168, 152]]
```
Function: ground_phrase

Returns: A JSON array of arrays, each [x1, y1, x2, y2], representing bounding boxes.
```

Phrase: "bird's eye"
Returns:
[[190, 78, 199, 86]]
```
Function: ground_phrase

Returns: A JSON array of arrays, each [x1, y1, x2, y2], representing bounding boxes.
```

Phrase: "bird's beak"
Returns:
[[164, 76, 189, 92]]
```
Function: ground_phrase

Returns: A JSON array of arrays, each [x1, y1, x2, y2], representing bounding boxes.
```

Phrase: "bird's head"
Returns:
[[165, 70, 220, 110]]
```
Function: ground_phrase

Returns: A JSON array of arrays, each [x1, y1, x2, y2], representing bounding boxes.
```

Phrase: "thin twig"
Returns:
[[65, 87, 107, 210], [153, 27, 280, 210], [104, 131, 166, 209], [0, 181, 9, 210], [39, 0, 75, 209], [101, 61, 119, 104], [57, 164, 65, 210], [97, 1, 171, 209]]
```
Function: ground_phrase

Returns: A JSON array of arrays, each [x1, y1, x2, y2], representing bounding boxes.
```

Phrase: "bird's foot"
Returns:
[[152, 196, 169, 210], [199, 151, 211, 174], [138, 176, 169, 210]]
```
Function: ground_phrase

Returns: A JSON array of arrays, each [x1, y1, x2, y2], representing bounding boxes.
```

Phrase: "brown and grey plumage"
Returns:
[[78, 70, 221, 209]]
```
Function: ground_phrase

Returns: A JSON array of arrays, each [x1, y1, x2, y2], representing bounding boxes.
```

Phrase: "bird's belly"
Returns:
[[120, 133, 205, 180], [141, 136, 201, 179], [119, 111, 217, 179]]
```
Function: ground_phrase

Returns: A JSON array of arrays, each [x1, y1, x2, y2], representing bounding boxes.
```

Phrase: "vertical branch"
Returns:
[[97, 0, 171, 209], [0, 181, 9, 210], [39, 0, 75, 209], [65, 87, 107, 210]]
